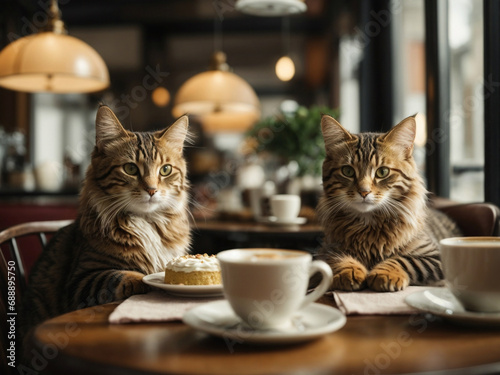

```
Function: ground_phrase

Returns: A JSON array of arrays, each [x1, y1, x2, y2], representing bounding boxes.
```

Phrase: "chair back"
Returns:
[[438, 202, 500, 237], [0, 220, 73, 375], [0, 220, 74, 294]]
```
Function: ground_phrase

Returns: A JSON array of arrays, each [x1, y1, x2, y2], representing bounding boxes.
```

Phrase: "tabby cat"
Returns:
[[317, 114, 461, 292], [21, 105, 191, 333]]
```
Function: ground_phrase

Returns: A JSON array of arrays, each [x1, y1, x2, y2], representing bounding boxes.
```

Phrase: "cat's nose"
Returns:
[[146, 187, 157, 197], [359, 190, 371, 198]]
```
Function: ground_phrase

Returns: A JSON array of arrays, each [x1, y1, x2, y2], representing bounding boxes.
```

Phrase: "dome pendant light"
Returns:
[[0, 0, 109, 93], [173, 51, 260, 133]]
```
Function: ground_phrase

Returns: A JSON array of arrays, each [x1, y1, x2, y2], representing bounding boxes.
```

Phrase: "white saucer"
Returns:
[[183, 300, 346, 344], [143, 272, 223, 298], [257, 216, 307, 225], [405, 288, 500, 327]]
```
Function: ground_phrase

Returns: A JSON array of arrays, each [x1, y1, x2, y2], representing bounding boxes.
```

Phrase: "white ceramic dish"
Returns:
[[143, 272, 223, 297], [183, 300, 346, 344], [405, 288, 500, 327]]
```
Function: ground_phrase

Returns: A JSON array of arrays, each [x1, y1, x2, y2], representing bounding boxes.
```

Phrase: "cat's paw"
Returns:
[[367, 264, 409, 292], [115, 271, 150, 299], [331, 264, 367, 291]]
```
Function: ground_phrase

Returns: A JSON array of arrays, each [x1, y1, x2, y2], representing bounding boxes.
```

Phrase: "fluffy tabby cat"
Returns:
[[21, 105, 191, 333], [317, 114, 461, 292]]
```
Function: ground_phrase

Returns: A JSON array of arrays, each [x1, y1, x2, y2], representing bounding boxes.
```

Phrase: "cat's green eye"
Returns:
[[341, 166, 355, 178], [376, 167, 390, 178], [160, 164, 172, 177], [123, 163, 139, 176]]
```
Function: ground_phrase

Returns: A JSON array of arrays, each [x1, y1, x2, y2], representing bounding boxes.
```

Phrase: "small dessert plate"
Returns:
[[143, 272, 223, 298], [183, 300, 346, 344], [257, 216, 307, 225], [405, 288, 500, 327]]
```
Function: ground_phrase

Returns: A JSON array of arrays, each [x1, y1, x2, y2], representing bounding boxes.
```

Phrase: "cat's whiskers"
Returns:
[[322, 195, 351, 222], [92, 193, 132, 233], [381, 196, 423, 229], [186, 197, 202, 227], [92, 194, 121, 219]]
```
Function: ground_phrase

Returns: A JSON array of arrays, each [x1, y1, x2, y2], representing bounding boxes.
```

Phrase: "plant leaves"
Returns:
[[246, 105, 339, 176]]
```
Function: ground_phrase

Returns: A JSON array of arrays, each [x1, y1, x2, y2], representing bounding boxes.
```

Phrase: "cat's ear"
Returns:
[[157, 115, 189, 153], [380, 115, 416, 158], [321, 115, 355, 155], [95, 105, 131, 150]]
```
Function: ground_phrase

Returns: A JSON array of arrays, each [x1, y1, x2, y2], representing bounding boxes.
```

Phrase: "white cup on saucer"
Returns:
[[440, 237, 500, 313], [269, 194, 301, 223], [217, 248, 333, 330]]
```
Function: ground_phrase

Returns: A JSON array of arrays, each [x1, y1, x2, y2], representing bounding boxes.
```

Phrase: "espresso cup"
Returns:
[[217, 248, 333, 329], [269, 194, 301, 222], [440, 237, 500, 313]]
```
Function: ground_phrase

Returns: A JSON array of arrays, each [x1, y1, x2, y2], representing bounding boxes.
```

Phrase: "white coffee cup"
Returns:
[[270, 194, 301, 222], [217, 248, 333, 329], [440, 237, 500, 312]]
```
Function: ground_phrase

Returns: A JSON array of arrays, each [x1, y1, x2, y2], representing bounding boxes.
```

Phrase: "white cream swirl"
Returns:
[[165, 254, 220, 273]]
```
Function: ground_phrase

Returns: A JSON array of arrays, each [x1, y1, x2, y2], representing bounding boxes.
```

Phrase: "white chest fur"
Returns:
[[127, 216, 186, 272]]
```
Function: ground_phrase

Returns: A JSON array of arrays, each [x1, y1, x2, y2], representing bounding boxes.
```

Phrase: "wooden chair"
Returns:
[[0, 220, 74, 295], [0, 220, 73, 375]]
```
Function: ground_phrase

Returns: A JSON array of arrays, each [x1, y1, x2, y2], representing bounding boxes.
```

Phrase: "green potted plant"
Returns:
[[246, 105, 339, 177]]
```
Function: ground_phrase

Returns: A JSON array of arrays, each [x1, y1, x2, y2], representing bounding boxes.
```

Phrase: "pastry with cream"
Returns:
[[164, 254, 221, 285]]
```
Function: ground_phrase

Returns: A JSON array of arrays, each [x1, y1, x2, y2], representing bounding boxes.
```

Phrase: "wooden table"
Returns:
[[30, 300, 500, 375], [191, 219, 324, 253]]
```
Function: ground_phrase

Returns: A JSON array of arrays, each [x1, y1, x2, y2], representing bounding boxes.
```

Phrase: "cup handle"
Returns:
[[299, 260, 333, 310]]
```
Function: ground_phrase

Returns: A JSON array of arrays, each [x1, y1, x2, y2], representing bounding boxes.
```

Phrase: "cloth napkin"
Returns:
[[109, 291, 222, 324], [331, 286, 429, 315], [109, 286, 429, 323]]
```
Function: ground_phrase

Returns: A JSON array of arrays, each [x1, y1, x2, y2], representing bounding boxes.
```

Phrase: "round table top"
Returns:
[[31, 301, 500, 375]]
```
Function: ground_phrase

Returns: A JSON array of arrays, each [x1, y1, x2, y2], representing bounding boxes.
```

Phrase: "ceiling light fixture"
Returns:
[[0, 0, 109, 93], [173, 14, 259, 134], [172, 51, 260, 133], [275, 17, 295, 81], [152, 87, 170, 107]]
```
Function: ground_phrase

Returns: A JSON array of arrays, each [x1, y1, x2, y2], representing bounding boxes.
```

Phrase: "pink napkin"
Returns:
[[109, 287, 429, 323], [109, 291, 223, 324], [331, 286, 429, 315]]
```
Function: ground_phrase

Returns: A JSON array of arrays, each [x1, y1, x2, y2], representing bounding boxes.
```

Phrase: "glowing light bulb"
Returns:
[[152, 87, 170, 107], [275, 56, 295, 82]]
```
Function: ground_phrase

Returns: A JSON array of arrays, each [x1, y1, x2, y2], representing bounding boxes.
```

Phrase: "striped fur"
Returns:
[[22, 105, 192, 334], [317, 115, 461, 292]]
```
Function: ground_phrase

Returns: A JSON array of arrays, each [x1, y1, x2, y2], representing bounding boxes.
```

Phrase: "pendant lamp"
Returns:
[[0, 0, 109, 93], [275, 17, 295, 81], [236, 0, 307, 16], [172, 52, 260, 133]]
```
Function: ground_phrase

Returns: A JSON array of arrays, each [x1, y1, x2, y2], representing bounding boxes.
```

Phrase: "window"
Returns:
[[448, 0, 484, 202], [394, 0, 485, 202]]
